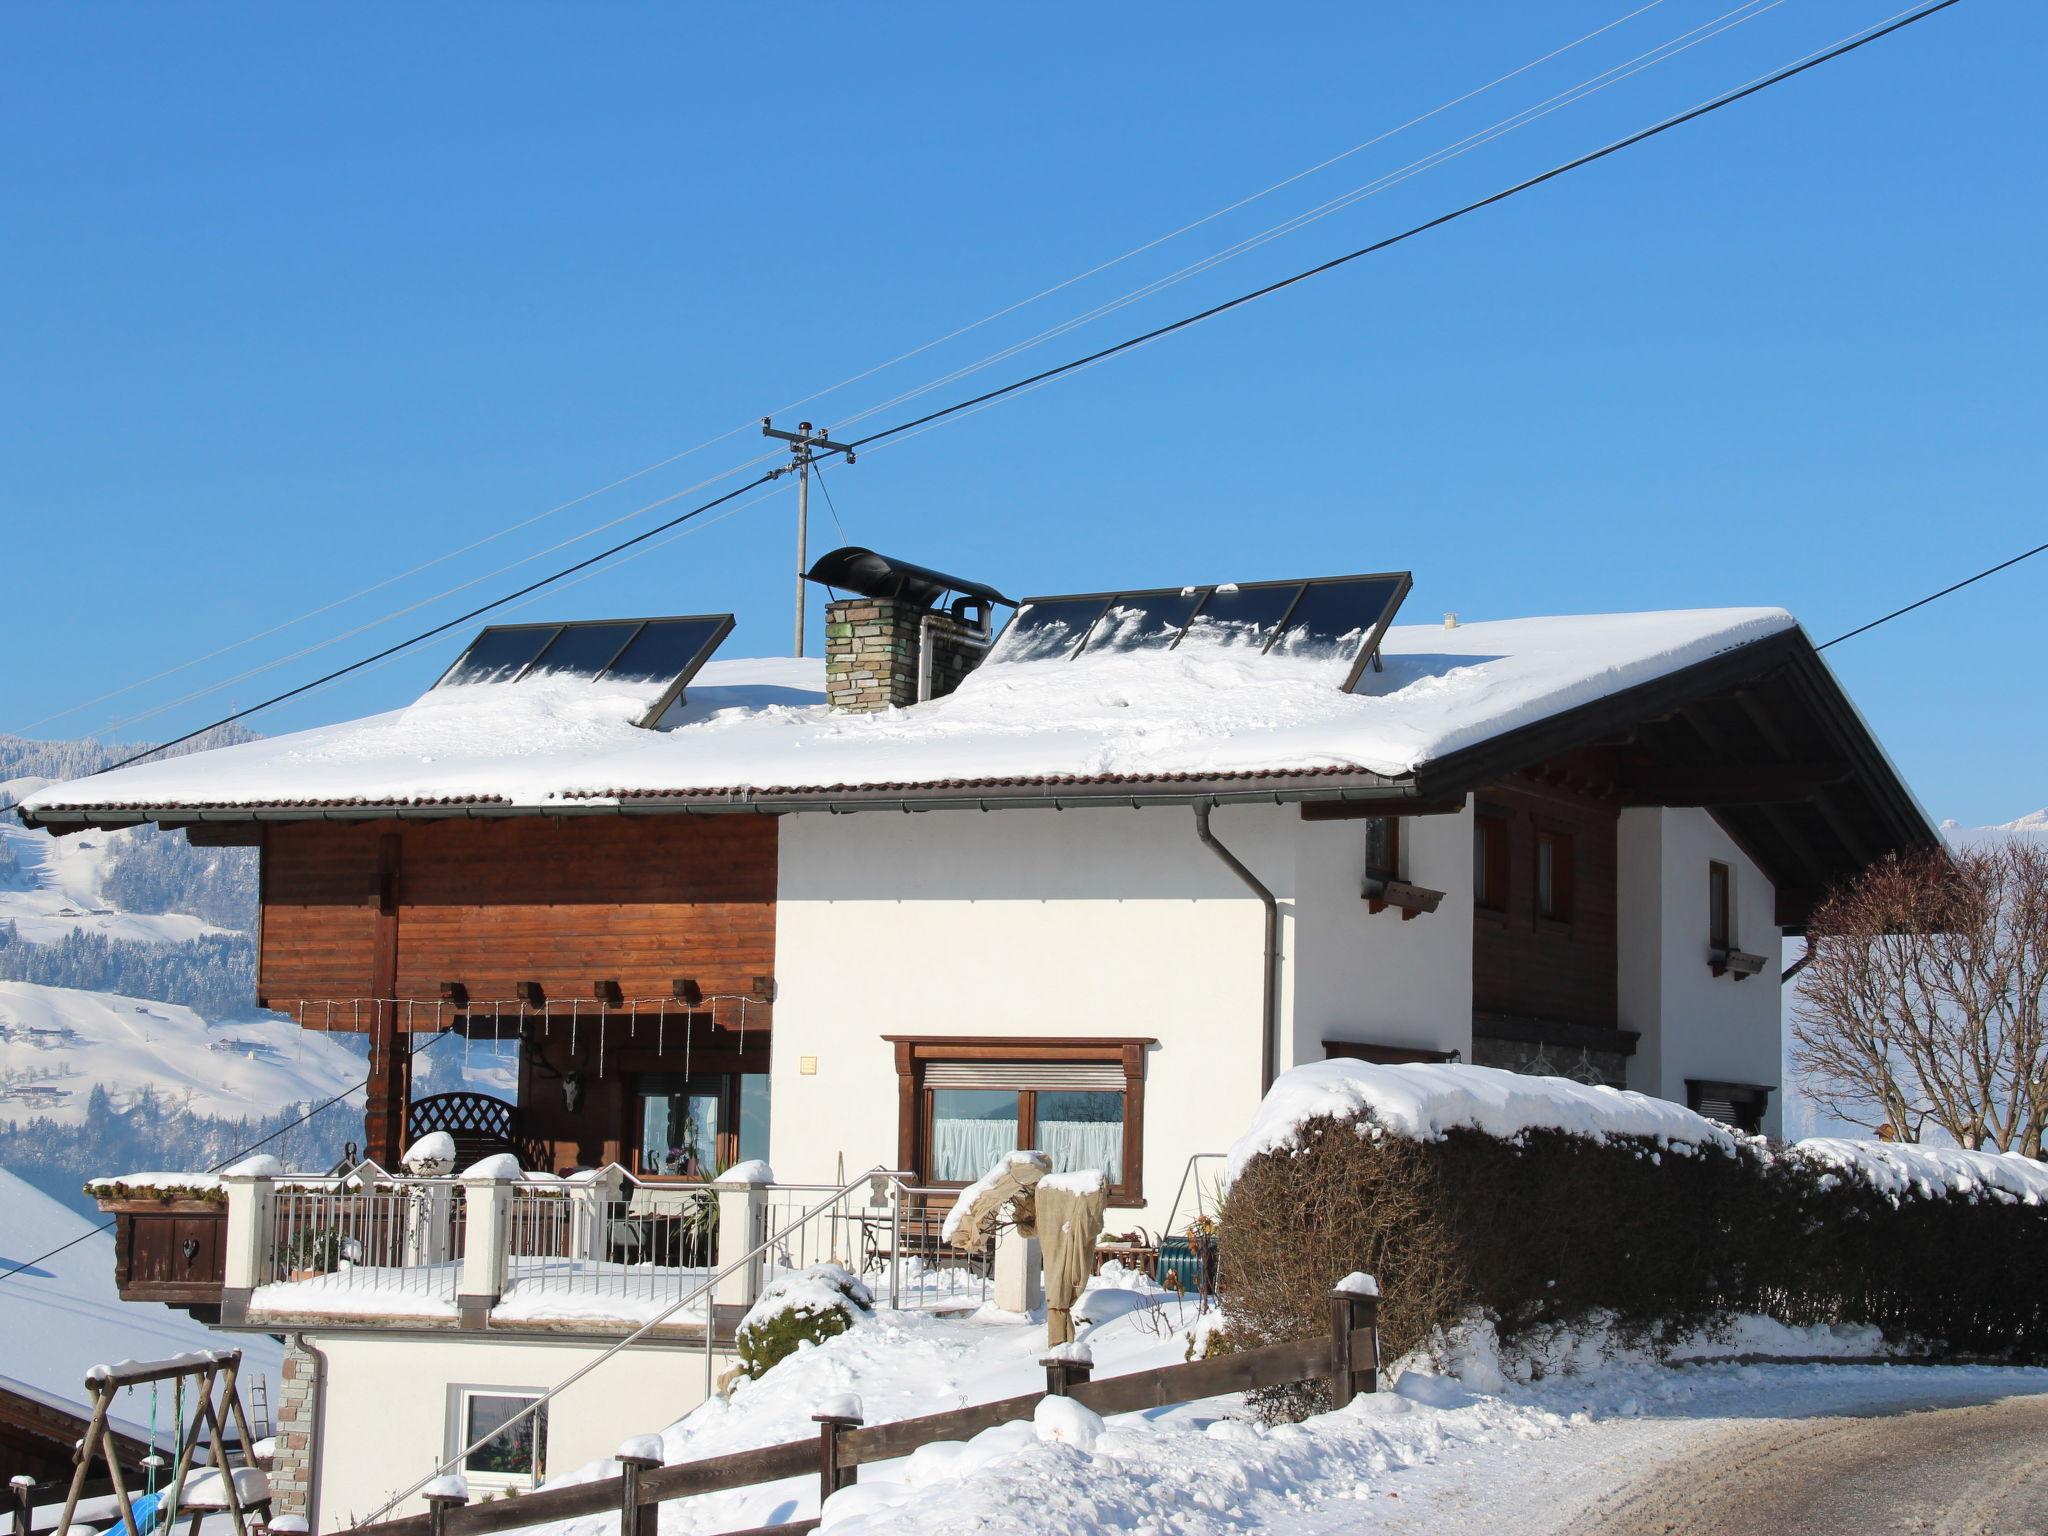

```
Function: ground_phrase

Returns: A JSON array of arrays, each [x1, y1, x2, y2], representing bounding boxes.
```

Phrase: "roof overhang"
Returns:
[[17, 628, 1939, 926]]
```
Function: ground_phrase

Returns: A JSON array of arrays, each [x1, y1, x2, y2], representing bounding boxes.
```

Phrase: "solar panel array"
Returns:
[[433, 614, 736, 727], [985, 573, 1412, 690]]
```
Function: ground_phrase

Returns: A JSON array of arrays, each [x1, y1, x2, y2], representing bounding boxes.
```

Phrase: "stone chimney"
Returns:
[[824, 597, 989, 713]]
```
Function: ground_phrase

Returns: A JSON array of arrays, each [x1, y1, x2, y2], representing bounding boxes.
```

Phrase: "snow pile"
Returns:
[[19, 611, 1796, 814], [617, 1434, 665, 1463], [1226, 1059, 1731, 1183], [714, 1159, 775, 1186], [401, 1132, 457, 1176], [1793, 1137, 2048, 1206]]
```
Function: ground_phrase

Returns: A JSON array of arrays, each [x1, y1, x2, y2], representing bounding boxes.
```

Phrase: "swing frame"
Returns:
[[51, 1352, 266, 1536]]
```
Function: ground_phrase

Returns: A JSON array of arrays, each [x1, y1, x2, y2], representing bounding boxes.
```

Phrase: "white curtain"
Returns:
[[933, 1120, 1019, 1182], [1038, 1120, 1123, 1180]]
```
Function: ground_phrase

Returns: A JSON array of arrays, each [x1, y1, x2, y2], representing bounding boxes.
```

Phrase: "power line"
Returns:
[[13, 0, 1675, 744], [73, 0, 1962, 775], [1818, 539, 2048, 651], [0, 1031, 455, 1288], [842, 0, 1964, 456], [812, 457, 851, 545]]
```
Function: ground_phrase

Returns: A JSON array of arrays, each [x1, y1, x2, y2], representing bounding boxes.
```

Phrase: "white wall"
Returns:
[[771, 801, 1477, 1230], [305, 1331, 726, 1526], [1287, 804, 1474, 1067], [1617, 808, 1784, 1135]]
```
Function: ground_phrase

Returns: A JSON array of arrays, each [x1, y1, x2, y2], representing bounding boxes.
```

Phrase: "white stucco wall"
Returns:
[[770, 801, 1476, 1230], [303, 1331, 725, 1526], [1287, 804, 1475, 1067], [1617, 807, 1784, 1135]]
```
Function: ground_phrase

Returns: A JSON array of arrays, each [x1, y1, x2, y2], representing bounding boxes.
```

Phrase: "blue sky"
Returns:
[[3, 2, 2040, 824]]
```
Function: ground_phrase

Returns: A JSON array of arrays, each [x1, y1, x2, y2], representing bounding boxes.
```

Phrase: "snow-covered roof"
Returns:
[[19, 611, 1797, 821], [0, 1169, 282, 1428]]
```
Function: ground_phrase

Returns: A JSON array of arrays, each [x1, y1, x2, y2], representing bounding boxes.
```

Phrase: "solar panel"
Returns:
[[1180, 584, 1303, 652], [983, 596, 1114, 665], [438, 625, 559, 687], [433, 613, 736, 726], [986, 572, 1411, 689], [527, 621, 643, 678]]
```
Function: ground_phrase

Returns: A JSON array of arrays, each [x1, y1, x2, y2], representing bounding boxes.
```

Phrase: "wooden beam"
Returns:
[[1616, 761, 1851, 806], [173, 823, 265, 847]]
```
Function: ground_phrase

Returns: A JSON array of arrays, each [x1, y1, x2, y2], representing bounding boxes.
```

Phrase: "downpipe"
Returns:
[[1193, 801, 1280, 1094]]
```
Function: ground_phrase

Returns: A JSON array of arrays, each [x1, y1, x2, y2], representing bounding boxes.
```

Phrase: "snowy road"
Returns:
[[1563, 1392, 2048, 1536]]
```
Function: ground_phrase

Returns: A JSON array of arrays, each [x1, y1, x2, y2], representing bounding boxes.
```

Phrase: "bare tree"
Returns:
[[1793, 841, 2048, 1155]]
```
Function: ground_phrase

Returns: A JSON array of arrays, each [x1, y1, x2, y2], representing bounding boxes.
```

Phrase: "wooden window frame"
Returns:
[[1708, 860, 1733, 952], [1535, 827, 1576, 926], [885, 1036, 1153, 1207], [626, 1071, 743, 1179], [1474, 805, 1510, 915]]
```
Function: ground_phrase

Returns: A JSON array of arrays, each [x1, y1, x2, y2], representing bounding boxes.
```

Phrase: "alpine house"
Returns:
[[15, 548, 1937, 1518]]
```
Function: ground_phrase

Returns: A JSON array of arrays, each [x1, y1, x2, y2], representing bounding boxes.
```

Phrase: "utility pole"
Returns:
[[762, 418, 855, 657]]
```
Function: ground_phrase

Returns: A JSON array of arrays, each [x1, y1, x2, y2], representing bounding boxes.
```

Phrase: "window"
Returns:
[[1709, 861, 1733, 951], [1686, 1079, 1770, 1135], [1364, 817, 1401, 883], [1474, 811, 1509, 912], [1536, 830, 1574, 923], [453, 1389, 546, 1491], [889, 1038, 1152, 1203], [633, 1072, 772, 1177]]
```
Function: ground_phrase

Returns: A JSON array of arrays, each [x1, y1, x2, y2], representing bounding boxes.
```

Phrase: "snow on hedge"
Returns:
[[739, 1264, 875, 1339], [1225, 1059, 1731, 1184], [1792, 1138, 2048, 1206]]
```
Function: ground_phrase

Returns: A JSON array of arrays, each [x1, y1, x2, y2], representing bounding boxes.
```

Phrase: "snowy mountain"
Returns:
[[0, 794, 234, 946], [0, 1166, 284, 1432], [0, 980, 365, 1126]]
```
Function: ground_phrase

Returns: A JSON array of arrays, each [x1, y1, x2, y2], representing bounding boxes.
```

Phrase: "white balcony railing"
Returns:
[[221, 1162, 991, 1326]]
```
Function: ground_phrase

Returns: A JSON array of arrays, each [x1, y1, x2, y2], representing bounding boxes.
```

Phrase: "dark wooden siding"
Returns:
[[258, 816, 778, 1019], [1470, 780, 1619, 1030]]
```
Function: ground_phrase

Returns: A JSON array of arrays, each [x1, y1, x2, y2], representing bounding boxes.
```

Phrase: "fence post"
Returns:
[[221, 1166, 276, 1324], [811, 1406, 863, 1507], [569, 1164, 627, 1262], [424, 1485, 467, 1536], [10, 1474, 34, 1536], [458, 1169, 514, 1328], [1328, 1275, 1380, 1410], [1040, 1344, 1093, 1397], [615, 1448, 659, 1536], [714, 1167, 773, 1308]]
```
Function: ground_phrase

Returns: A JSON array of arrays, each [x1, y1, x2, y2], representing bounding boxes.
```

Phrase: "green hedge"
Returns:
[[1219, 1115, 2048, 1416]]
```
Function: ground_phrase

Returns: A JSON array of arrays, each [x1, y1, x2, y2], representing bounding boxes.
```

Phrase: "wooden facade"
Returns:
[[1470, 773, 1622, 1031], [255, 815, 779, 1164], [258, 817, 778, 1017]]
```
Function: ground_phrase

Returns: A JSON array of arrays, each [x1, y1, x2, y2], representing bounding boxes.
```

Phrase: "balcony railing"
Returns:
[[213, 1163, 991, 1329]]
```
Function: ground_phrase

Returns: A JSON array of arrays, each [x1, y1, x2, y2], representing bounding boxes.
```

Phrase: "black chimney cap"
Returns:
[[804, 546, 1013, 611]]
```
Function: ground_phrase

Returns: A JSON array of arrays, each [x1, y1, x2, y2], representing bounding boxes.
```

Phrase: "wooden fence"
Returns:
[[352, 1286, 1378, 1536]]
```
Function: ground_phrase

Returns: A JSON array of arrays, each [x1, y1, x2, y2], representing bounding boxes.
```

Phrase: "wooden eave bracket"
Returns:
[[1362, 877, 1445, 921], [1709, 946, 1768, 979]]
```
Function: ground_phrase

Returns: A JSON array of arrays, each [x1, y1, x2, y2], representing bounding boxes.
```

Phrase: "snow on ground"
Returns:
[[0, 979, 365, 1125], [0, 814, 226, 944], [502, 1266, 2048, 1536], [19, 610, 1794, 813], [0, 1168, 283, 1433]]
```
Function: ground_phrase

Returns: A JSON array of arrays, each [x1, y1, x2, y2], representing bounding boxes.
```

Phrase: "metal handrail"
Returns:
[[351, 1168, 895, 1528]]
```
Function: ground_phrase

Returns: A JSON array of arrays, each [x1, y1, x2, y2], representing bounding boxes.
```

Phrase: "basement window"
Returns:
[[888, 1037, 1152, 1204], [453, 1388, 546, 1492], [1686, 1079, 1771, 1136]]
